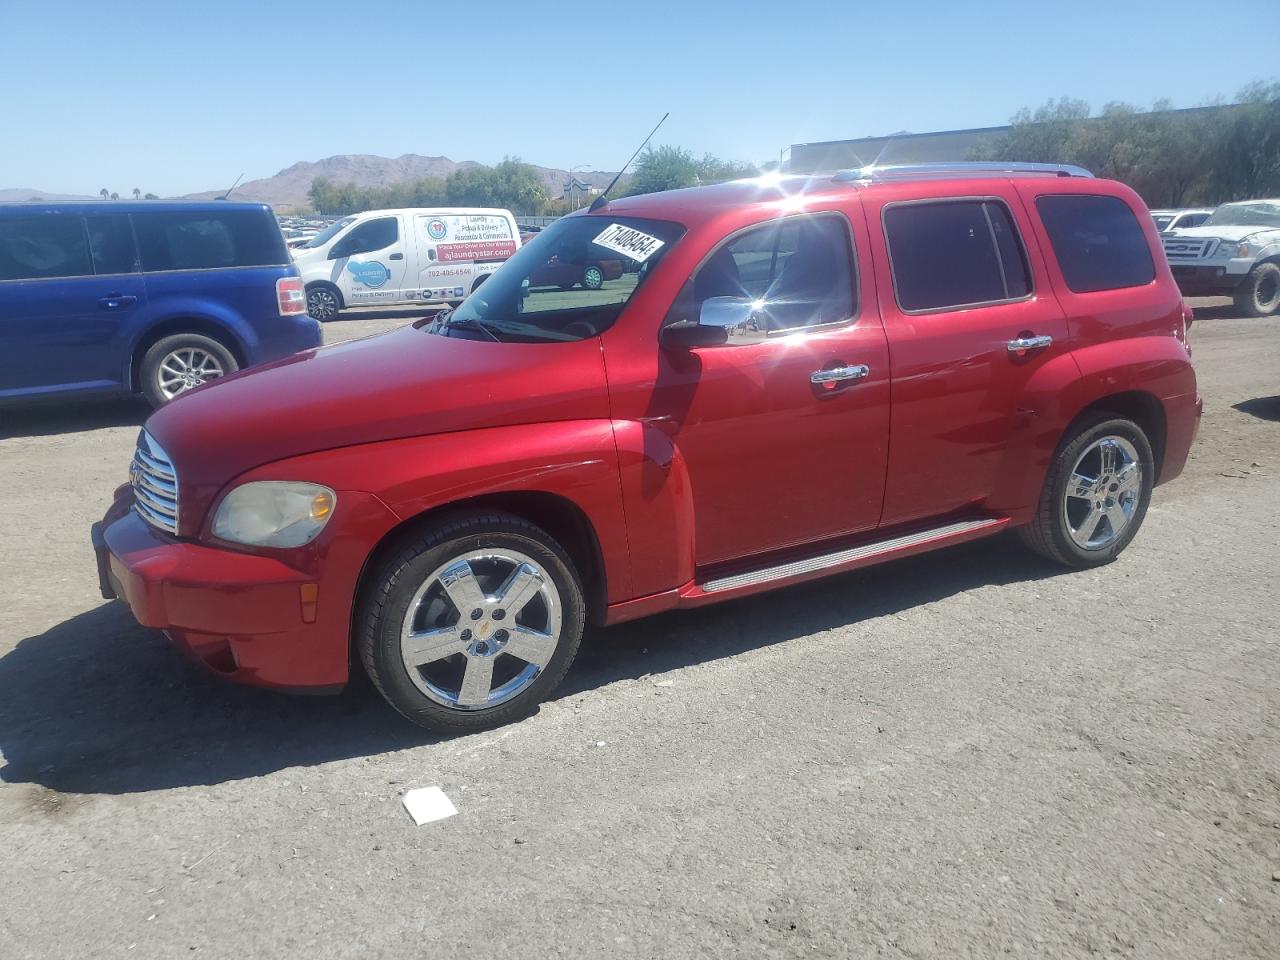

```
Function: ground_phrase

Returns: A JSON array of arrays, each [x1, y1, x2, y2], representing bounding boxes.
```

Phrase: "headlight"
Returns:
[[212, 481, 336, 547], [1232, 241, 1257, 258]]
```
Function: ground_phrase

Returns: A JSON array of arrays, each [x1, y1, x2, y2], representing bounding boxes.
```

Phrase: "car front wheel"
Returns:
[[1018, 414, 1154, 567], [1233, 262, 1280, 317], [582, 265, 604, 290], [306, 284, 342, 321], [357, 512, 586, 732]]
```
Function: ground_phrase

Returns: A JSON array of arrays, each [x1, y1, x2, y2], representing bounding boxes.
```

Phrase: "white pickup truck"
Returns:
[[1162, 199, 1280, 316]]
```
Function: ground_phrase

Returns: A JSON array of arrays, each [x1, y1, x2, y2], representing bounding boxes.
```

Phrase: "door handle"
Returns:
[[389, 253, 404, 260], [1006, 334, 1052, 353], [810, 364, 870, 385], [98, 294, 138, 309]]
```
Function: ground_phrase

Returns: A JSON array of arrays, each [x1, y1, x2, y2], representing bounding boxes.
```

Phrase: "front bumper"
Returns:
[[94, 489, 351, 691], [1169, 259, 1253, 294]]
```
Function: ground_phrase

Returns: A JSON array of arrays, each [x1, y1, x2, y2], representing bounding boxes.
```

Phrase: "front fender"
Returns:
[[235, 419, 634, 603]]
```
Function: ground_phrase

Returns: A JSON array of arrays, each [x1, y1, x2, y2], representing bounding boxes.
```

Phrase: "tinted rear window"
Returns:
[[0, 215, 92, 281], [85, 214, 138, 275], [884, 200, 1031, 312], [133, 210, 285, 271], [1036, 195, 1155, 293]]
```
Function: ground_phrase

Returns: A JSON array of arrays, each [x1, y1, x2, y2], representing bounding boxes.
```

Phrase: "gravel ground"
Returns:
[[1, 300, 1277, 958]]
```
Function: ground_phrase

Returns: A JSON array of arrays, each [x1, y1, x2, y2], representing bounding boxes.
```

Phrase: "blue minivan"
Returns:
[[0, 201, 321, 406]]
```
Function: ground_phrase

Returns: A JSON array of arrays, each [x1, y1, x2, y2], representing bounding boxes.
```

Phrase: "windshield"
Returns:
[[444, 214, 685, 342], [304, 216, 355, 248], [1203, 201, 1280, 228]]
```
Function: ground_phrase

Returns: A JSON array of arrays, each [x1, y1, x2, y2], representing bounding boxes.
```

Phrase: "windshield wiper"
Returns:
[[431, 307, 503, 343]]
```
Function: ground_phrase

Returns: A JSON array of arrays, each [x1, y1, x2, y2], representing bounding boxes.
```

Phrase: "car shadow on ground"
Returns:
[[0, 396, 149, 440], [1233, 396, 1280, 422], [0, 535, 1062, 796]]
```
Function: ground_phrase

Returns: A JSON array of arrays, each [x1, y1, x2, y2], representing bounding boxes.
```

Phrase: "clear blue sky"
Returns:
[[3, 0, 1276, 196]]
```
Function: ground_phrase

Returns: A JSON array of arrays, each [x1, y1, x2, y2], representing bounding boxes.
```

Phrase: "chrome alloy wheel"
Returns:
[[156, 347, 226, 400], [1063, 436, 1143, 550], [399, 549, 562, 711]]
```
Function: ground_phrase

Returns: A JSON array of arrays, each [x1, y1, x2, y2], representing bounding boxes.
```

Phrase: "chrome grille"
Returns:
[[1162, 237, 1215, 260], [131, 431, 179, 534]]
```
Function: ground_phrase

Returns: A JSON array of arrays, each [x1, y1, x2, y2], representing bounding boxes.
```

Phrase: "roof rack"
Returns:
[[832, 161, 1094, 183]]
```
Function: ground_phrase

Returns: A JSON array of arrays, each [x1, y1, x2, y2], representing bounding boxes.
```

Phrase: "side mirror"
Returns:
[[660, 296, 769, 349]]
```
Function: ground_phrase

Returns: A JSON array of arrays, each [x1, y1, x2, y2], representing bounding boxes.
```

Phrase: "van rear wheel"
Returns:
[[140, 333, 238, 407], [1233, 262, 1280, 317]]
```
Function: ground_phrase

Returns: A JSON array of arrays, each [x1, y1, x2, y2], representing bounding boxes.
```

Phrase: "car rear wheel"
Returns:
[[306, 283, 342, 321], [1233, 262, 1280, 317], [140, 333, 238, 407], [1018, 414, 1154, 568], [582, 265, 604, 290], [357, 512, 586, 732]]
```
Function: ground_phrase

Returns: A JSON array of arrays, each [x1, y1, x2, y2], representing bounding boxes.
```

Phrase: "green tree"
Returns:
[[445, 158, 549, 214], [132, 187, 141, 200], [626, 145, 758, 196], [99, 188, 109, 200], [144, 192, 159, 200], [110, 192, 119, 200]]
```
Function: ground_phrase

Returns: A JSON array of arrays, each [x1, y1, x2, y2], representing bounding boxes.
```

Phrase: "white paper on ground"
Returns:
[[402, 786, 458, 826]]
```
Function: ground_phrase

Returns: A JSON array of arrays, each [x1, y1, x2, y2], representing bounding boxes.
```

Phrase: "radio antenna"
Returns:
[[219, 173, 245, 201], [589, 112, 669, 212]]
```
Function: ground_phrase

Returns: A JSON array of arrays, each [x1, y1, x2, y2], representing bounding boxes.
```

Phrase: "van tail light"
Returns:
[[276, 277, 307, 316]]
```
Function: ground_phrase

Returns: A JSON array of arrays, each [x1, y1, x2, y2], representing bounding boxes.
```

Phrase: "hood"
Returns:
[[1166, 224, 1279, 242], [145, 324, 609, 526]]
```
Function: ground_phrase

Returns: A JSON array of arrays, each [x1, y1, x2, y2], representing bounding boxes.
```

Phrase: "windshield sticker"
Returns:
[[593, 223, 665, 262], [347, 260, 390, 288]]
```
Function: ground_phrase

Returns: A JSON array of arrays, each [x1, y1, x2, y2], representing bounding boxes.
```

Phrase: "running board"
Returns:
[[699, 517, 1006, 594]]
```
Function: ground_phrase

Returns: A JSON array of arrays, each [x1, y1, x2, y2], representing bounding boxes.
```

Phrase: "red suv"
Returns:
[[93, 163, 1201, 732]]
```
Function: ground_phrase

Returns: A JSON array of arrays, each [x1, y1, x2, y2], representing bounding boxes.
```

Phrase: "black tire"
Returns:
[[357, 511, 586, 733], [306, 283, 343, 321], [1018, 414, 1155, 568], [582, 265, 604, 290], [1232, 262, 1280, 318], [139, 333, 238, 407]]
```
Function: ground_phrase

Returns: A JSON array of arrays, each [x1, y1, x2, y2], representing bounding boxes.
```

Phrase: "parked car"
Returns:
[[1150, 208, 1212, 233], [1162, 198, 1280, 316], [528, 253, 624, 290], [0, 200, 319, 406], [93, 162, 1200, 732], [291, 207, 521, 319]]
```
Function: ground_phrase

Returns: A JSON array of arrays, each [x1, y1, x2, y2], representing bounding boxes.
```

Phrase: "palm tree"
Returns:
[[132, 187, 141, 200], [99, 188, 109, 200]]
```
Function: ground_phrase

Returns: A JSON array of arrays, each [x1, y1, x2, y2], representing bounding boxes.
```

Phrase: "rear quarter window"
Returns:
[[134, 210, 286, 271], [1036, 195, 1155, 293]]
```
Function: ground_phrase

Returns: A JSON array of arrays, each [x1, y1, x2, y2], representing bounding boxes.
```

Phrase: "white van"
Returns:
[[292, 207, 521, 319]]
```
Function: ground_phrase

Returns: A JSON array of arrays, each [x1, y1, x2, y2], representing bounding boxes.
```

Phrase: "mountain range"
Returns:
[[3, 154, 620, 211]]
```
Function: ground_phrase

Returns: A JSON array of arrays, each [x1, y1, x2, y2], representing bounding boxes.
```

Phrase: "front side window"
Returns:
[[884, 200, 1031, 312], [332, 217, 398, 257], [1036, 195, 1155, 293], [669, 214, 856, 332], [0, 215, 92, 281], [134, 210, 286, 271], [441, 215, 684, 342]]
